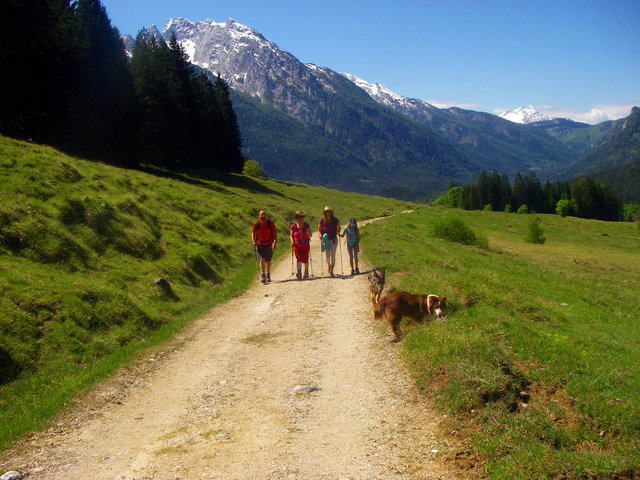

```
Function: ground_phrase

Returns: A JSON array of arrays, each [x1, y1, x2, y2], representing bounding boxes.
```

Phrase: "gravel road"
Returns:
[[1, 220, 477, 479]]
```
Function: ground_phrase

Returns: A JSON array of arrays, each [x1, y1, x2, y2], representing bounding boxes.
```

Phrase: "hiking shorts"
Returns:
[[257, 244, 273, 262]]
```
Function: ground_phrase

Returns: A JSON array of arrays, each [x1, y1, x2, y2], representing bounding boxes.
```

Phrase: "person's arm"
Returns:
[[317, 220, 322, 238], [338, 226, 345, 238], [251, 223, 256, 246], [289, 225, 294, 246]]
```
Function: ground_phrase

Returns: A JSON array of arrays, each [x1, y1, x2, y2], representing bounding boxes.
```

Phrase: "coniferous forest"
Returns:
[[0, 0, 244, 173], [435, 170, 627, 221]]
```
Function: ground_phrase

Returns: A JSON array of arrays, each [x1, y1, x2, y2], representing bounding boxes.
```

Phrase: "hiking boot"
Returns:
[[266, 273, 271, 282], [350, 268, 355, 275], [355, 267, 360, 274], [303, 269, 309, 279], [261, 274, 266, 284], [296, 271, 302, 279]]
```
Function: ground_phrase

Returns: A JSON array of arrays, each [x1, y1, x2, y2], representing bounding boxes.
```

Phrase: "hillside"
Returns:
[[0, 135, 409, 448], [589, 157, 640, 203], [363, 208, 640, 479], [1, 135, 638, 479], [559, 107, 640, 179]]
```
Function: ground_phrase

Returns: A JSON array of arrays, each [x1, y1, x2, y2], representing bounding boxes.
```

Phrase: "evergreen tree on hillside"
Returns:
[[66, 0, 135, 165], [0, 0, 75, 142], [129, 31, 244, 173], [213, 74, 244, 173], [130, 31, 190, 168], [571, 178, 621, 221]]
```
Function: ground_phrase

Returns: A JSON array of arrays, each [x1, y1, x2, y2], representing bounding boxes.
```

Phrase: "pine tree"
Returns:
[[67, 0, 135, 164], [0, 0, 75, 141], [214, 74, 244, 173]]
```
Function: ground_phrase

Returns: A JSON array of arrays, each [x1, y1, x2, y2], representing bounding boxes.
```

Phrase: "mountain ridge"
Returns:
[[123, 17, 638, 200]]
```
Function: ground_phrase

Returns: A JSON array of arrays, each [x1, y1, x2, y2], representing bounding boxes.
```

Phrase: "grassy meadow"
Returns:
[[2, 134, 639, 479], [361, 207, 640, 479], [0, 135, 409, 449]]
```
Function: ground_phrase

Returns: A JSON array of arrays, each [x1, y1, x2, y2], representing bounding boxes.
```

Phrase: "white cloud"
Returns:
[[526, 104, 636, 124], [488, 103, 636, 124]]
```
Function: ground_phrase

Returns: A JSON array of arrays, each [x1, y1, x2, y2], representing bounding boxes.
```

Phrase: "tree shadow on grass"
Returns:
[[140, 165, 296, 199]]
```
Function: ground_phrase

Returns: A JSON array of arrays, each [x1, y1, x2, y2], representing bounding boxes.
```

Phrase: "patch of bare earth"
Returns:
[[1, 222, 480, 479]]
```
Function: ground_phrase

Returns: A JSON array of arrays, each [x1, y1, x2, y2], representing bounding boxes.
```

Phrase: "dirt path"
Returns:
[[1, 220, 475, 479]]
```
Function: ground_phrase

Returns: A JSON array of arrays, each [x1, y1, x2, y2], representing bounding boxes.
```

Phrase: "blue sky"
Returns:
[[101, 0, 639, 124]]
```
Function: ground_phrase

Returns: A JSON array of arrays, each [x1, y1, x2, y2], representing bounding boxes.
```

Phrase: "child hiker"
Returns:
[[339, 217, 360, 275], [290, 211, 312, 279]]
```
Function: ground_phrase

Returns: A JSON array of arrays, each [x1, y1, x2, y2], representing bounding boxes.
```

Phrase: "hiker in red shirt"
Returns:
[[289, 210, 311, 279], [251, 210, 277, 283]]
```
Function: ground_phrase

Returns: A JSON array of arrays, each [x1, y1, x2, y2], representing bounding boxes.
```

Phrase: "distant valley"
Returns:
[[125, 18, 639, 201]]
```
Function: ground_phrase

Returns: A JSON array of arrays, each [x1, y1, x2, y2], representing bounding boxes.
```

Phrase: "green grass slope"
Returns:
[[362, 208, 640, 479], [0, 135, 409, 448]]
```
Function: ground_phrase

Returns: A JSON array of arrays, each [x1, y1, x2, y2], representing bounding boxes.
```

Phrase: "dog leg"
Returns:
[[387, 312, 402, 340]]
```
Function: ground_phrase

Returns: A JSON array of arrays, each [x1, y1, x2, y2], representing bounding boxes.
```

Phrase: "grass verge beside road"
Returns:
[[362, 207, 640, 479]]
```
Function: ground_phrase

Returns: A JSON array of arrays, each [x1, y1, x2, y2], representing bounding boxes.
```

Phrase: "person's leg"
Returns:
[[325, 248, 331, 275], [347, 245, 354, 274], [266, 261, 271, 282], [330, 240, 338, 274]]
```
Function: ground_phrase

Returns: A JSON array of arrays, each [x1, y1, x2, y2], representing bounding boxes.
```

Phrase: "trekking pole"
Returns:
[[339, 236, 344, 275], [291, 244, 295, 276], [320, 241, 323, 275], [308, 240, 314, 277]]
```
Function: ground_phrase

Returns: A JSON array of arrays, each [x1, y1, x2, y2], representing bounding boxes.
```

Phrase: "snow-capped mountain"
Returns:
[[123, 16, 608, 197], [340, 72, 442, 121], [498, 105, 553, 124], [151, 18, 345, 123]]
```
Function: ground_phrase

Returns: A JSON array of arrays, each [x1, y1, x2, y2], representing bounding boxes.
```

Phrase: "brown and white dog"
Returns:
[[371, 291, 446, 340], [367, 267, 386, 305]]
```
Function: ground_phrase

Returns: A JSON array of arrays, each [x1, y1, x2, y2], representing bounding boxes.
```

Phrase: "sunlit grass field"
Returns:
[[2, 134, 639, 478], [0, 135, 409, 449], [362, 207, 640, 479]]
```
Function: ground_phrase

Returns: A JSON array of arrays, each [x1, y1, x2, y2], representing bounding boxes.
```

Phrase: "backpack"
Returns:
[[291, 222, 309, 244]]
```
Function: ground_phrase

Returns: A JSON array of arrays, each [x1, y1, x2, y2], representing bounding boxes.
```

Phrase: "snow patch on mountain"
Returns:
[[498, 105, 553, 124], [341, 73, 404, 104], [340, 72, 436, 114]]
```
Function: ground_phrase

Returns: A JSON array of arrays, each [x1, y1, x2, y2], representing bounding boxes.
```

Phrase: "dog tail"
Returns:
[[371, 297, 385, 321]]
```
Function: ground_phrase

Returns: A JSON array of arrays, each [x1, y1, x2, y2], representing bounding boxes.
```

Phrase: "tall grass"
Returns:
[[362, 207, 640, 479], [0, 135, 409, 448]]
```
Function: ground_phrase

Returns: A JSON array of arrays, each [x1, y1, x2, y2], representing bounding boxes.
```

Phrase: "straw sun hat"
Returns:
[[294, 210, 306, 218]]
